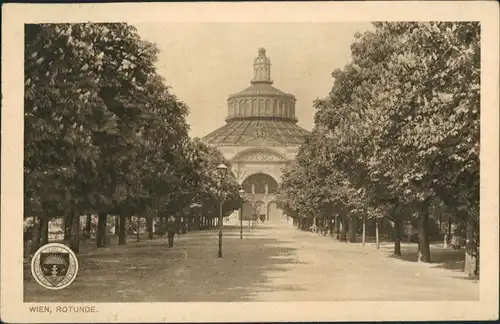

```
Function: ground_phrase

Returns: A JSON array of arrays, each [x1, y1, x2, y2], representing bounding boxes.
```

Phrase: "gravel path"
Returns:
[[24, 222, 478, 302]]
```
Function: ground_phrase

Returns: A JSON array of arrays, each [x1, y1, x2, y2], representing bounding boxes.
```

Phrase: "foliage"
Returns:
[[278, 22, 480, 265], [24, 23, 240, 250]]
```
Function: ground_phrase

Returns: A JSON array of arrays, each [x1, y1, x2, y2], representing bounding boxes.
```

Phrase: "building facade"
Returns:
[[202, 48, 309, 223]]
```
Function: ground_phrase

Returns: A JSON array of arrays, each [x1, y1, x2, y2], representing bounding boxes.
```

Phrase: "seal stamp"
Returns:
[[31, 243, 79, 290]]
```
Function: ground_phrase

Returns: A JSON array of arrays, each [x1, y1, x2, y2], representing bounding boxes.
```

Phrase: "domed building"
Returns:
[[202, 48, 309, 223]]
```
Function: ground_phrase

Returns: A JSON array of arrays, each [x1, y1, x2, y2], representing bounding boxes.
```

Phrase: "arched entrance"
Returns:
[[241, 173, 281, 223], [267, 201, 283, 222], [241, 173, 278, 194]]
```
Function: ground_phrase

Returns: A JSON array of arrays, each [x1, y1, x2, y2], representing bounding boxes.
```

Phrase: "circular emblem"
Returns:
[[31, 243, 79, 290]]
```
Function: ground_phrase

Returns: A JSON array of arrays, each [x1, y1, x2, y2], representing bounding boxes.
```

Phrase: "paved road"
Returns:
[[24, 222, 478, 302]]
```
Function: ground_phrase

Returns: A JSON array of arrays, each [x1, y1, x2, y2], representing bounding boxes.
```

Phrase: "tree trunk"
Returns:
[[96, 213, 108, 248], [69, 209, 81, 253], [195, 212, 200, 230], [347, 216, 357, 243], [417, 199, 432, 263], [393, 217, 402, 256], [147, 217, 154, 240], [30, 215, 41, 254], [181, 212, 187, 234], [40, 214, 49, 246], [158, 216, 165, 235], [136, 216, 141, 242], [128, 215, 133, 233], [177, 215, 182, 234], [64, 211, 72, 241], [362, 215, 366, 246], [475, 221, 480, 276], [114, 216, 119, 235], [335, 215, 340, 240], [190, 212, 194, 231], [375, 218, 380, 249], [118, 214, 127, 245], [448, 214, 452, 238], [85, 214, 92, 238], [339, 221, 347, 241], [464, 219, 479, 277]]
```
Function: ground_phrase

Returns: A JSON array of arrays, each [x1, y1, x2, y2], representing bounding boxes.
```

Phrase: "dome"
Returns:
[[226, 48, 298, 122], [203, 48, 310, 146], [229, 83, 294, 99], [203, 119, 310, 146]]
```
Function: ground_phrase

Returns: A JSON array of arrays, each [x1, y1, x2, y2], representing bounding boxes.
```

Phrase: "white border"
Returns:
[[2, 1, 499, 323]]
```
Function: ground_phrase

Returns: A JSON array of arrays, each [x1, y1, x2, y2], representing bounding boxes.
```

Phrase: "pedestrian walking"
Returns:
[[166, 215, 177, 248]]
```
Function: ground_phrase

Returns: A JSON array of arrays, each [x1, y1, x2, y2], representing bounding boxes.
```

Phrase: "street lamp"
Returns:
[[238, 189, 245, 239], [216, 163, 228, 258]]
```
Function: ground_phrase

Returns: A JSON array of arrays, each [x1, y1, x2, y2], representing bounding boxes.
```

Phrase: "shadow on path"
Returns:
[[24, 227, 308, 302], [380, 243, 470, 274]]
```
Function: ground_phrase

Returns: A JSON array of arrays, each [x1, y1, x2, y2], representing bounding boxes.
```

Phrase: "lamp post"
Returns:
[[238, 189, 245, 239], [216, 163, 228, 258]]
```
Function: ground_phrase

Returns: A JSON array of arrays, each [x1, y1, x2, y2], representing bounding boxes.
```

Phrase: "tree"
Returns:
[[24, 23, 194, 252], [318, 22, 477, 265], [181, 139, 241, 222], [25, 23, 104, 252], [280, 22, 479, 270]]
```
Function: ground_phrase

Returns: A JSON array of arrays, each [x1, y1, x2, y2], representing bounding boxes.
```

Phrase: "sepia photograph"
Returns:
[[2, 2, 499, 323]]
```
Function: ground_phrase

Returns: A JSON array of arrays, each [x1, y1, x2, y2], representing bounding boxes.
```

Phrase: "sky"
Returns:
[[134, 23, 373, 138]]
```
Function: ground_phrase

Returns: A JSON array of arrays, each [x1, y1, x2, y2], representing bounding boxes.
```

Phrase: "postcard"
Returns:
[[1, 1, 499, 322]]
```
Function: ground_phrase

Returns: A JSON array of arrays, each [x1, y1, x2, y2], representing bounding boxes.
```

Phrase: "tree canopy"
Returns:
[[25, 23, 241, 251], [278, 22, 479, 271]]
